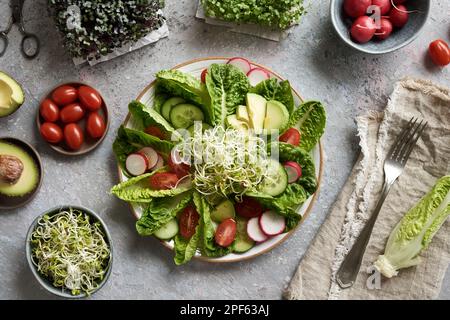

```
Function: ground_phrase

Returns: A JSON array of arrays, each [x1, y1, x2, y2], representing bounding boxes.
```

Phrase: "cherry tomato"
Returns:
[[350, 16, 376, 44], [40, 122, 63, 144], [86, 112, 106, 139], [343, 0, 371, 18], [179, 206, 200, 239], [40, 99, 59, 122], [372, 0, 391, 16], [60, 103, 85, 123], [149, 172, 179, 190], [215, 218, 237, 247], [389, 5, 408, 28], [279, 128, 301, 146], [168, 151, 190, 178], [201, 69, 208, 83], [428, 39, 450, 67], [375, 18, 393, 40], [235, 196, 263, 218], [64, 123, 84, 150], [51, 85, 78, 106], [145, 126, 165, 140], [78, 86, 102, 111]]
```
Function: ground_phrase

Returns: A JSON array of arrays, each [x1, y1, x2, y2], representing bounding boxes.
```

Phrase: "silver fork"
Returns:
[[336, 117, 427, 289]]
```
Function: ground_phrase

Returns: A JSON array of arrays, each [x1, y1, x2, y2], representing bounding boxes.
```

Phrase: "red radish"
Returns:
[[227, 57, 252, 74], [139, 147, 159, 170], [247, 217, 268, 242], [392, 0, 406, 4], [259, 211, 286, 236], [247, 68, 270, 86], [375, 18, 393, 40], [201, 69, 208, 83], [126, 153, 148, 176], [389, 5, 408, 28], [343, 0, 372, 18], [284, 161, 302, 183], [372, 0, 391, 15], [153, 154, 165, 171], [350, 16, 377, 44]]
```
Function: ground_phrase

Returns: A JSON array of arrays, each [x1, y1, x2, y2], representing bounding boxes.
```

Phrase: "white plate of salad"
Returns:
[[111, 57, 325, 264]]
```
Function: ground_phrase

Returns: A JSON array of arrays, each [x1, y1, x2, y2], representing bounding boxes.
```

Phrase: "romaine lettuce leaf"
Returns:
[[152, 93, 169, 114], [250, 78, 295, 115], [113, 126, 175, 172], [205, 63, 250, 125], [174, 230, 200, 265], [136, 191, 193, 236], [156, 69, 212, 123], [285, 101, 326, 152], [193, 192, 232, 257], [128, 100, 177, 139], [374, 175, 450, 278], [110, 170, 192, 202]]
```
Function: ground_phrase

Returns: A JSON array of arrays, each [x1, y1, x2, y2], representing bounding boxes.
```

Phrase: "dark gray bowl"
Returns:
[[25, 205, 113, 299], [330, 0, 430, 54]]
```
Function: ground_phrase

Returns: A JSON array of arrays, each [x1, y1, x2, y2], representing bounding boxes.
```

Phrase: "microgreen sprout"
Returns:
[[30, 208, 111, 296]]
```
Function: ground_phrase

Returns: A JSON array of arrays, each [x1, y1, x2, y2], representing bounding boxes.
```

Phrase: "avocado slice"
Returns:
[[246, 93, 267, 133], [225, 115, 249, 132], [0, 72, 25, 117], [0, 141, 38, 197]]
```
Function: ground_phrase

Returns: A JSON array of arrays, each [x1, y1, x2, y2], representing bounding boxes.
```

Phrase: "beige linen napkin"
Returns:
[[285, 78, 450, 300]]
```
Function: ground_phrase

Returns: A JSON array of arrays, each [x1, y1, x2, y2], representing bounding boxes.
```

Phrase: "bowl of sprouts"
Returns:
[[25, 206, 113, 298]]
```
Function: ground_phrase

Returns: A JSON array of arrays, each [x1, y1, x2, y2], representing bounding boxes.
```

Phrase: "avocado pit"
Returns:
[[0, 155, 24, 184]]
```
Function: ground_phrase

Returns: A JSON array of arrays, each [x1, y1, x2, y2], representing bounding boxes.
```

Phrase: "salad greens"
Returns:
[[30, 208, 111, 296], [374, 176, 450, 278], [201, 0, 306, 30], [111, 170, 192, 202], [285, 101, 326, 152], [205, 64, 250, 125], [136, 191, 193, 236], [111, 59, 326, 265], [250, 79, 295, 115]]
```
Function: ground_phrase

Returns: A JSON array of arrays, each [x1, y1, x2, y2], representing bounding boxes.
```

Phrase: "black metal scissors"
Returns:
[[0, 0, 40, 59]]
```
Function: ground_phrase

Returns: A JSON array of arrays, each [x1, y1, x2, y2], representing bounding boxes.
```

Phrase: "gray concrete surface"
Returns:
[[0, 0, 449, 300]]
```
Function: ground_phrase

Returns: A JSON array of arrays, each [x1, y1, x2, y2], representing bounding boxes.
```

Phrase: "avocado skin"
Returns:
[[0, 71, 25, 118]]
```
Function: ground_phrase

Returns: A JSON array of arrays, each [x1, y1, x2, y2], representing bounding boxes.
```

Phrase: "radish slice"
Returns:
[[247, 68, 270, 86], [284, 161, 302, 183], [259, 211, 286, 236], [227, 57, 252, 74], [139, 147, 159, 169], [247, 217, 268, 242], [152, 154, 164, 171], [126, 153, 148, 176]]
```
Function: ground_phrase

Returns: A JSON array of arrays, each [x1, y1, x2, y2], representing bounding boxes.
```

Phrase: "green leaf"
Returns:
[[136, 191, 193, 236], [193, 192, 232, 257], [174, 230, 200, 265], [110, 170, 192, 202], [250, 78, 295, 115], [205, 64, 250, 125], [156, 69, 212, 123], [374, 176, 450, 278], [128, 100, 177, 138], [112, 126, 175, 172], [152, 93, 169, 114], [286, 101, 326, 152]]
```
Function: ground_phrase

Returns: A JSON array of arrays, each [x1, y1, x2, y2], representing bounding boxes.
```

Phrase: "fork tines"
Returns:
[[387, 117, 427, 165]]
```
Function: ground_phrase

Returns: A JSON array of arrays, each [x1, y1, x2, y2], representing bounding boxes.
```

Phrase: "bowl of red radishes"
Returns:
[[331, 0, 430, 54]]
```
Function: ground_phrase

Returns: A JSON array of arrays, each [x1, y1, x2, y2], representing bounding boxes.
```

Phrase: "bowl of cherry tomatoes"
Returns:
[[330, 0, 430, 54], [37, 83, 109, 155]]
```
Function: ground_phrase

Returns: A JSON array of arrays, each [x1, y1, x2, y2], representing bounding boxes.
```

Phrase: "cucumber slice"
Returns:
[[260, 159, 288, 197], [211, 199, 235, 223], [154, 219, 179, 240], [187, 122, 212, 136], [161, 97, 185, 121], [170, 104, 205, 129], [233, 217, 255, 253]]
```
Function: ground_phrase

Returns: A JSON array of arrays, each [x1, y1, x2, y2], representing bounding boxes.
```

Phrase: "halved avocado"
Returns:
[[0, 142, 38, 197], [0, 72, 25, 117]]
